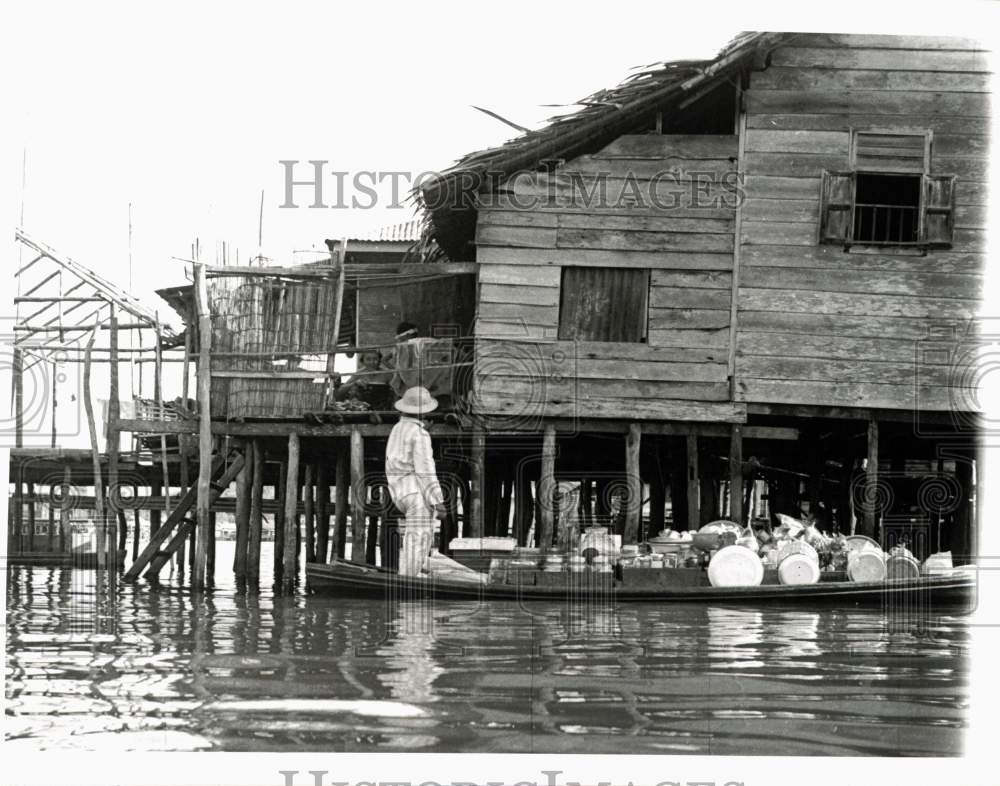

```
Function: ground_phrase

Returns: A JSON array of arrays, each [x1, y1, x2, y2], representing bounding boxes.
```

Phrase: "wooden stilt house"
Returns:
[[413, 32, 988, 560]]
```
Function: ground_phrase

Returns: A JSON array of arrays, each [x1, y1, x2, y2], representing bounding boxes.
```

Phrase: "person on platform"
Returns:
[[332, 349, 393, 407], [385, 386, 444, 576]]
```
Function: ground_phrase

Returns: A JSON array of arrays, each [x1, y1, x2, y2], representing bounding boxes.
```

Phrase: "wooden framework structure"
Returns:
[[9, 230, 188, 573]]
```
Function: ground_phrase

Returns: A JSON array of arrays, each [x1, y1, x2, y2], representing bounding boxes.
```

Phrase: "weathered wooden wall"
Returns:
[[735, 33, 989, 411], [474, 134, 745, 422], [356, 282, 401, 348]]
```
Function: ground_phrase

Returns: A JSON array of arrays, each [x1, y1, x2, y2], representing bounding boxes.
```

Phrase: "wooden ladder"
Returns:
[[123, 448, 246, 582]]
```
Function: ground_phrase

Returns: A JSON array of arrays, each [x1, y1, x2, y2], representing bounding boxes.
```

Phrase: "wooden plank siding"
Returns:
[[473, 134, 741, 421], [735, 33, 989, 412]]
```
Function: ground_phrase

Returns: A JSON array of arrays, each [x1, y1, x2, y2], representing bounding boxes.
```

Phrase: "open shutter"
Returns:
[[921, 174, 956, 247], [819, 170, 855, 244]]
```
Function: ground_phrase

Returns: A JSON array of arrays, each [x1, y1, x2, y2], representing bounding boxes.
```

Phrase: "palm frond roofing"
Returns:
[[413, 31, 786, 260]]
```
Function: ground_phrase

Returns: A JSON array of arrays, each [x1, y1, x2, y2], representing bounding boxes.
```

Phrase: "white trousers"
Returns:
[[395, 493, 435, 577]]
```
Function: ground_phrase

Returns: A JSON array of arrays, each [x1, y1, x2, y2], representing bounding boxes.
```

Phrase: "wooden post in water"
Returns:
[[315, 463, 329, 563], [863, 416, 879, 539], [47, 486, 56, 553], [955, 456, 974, 566], [648, 471, 665, 541], [107, 306, 121, 569], [303, 462, 315, 563], [624, 423, 641, 544], [729, 424, 744, 525], [180, 305, 194, 562], [334, 443, 349, 559], [206, 510, 216, 588], [686, 434, 700, 533], [154, 315, 171, 525], [61, 466, 73, 555], [149, 477, 162, 547], [233, 440, 252, 584], [82, 327, 106, 569], [273, 459, 287, 579], [440, 474, 460, 555], [497, 476, 513, 538], [9, 470, 21, 554], [131, 484, 141, 561], [192, 260, 214, 590], [469, 431, 485, 538], [350, 428, 366, 563], [538, 425, 556, 550], [27, 483, 36, 553], [248, 439, 265, 588], [514, 469, 533, 546], [282, 433, 300, 589], [366, 481, 381, 565]]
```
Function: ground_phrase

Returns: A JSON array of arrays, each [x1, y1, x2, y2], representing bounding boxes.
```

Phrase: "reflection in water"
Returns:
[[5, 544, 969, 755]]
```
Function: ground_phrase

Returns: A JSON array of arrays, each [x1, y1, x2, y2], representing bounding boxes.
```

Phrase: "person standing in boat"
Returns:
[[385, 386, 445, 576]]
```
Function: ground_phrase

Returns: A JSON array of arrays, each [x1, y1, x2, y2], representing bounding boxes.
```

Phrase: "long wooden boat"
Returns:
[[307, 560, 976, 607]]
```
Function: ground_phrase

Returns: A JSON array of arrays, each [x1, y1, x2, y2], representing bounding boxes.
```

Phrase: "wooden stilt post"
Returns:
[[483, 470, 499, 537], [514, 467, 532, 546], [729, 423, 744, 525], [366, 482, 380, 565], [105, 303, 124, 568], [27, 483, 36, 553], [649, 473, 665, 541], [699, 445, 716, 527], [10, 469, 22, 554], [303, 462, 315, 563], [154, 317, 170, 521], [624, 423, 641, 544], [82, 328, 106, 569], [149, 478, 162, 546], [315, 463, 329, 563], [192, 260, 213, 590], [952, 456, 971, 565], [440, 473, 460, 555], [539, 425, 556, 550], [247, 439, 265, 588], [686, 434, 700, 533], [206, 510, 216, 588], [334, 443, 349, 559], [131, 484, 141, 561], [863, 416, 879, 539], [469, 431, 485, 538], [274, 459, 287, 579], [47, 486, 56, 553], [282, 433, 300, 589], [13, 347, 23, 448], [233, 440, 252, 584], [61, 466, 73, 554], [180, 307, 193, 564], [350, 428, 366, 563], [497, 475, 513, 538]]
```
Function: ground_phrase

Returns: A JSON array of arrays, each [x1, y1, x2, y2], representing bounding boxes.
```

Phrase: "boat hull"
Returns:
[[306, 561, 976, 608]]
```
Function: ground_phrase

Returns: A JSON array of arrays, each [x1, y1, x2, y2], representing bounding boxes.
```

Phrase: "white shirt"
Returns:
[[385, 416, 444, 510]]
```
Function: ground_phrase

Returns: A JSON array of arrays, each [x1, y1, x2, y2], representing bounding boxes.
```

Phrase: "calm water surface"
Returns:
[[5, 543, 968, 755]]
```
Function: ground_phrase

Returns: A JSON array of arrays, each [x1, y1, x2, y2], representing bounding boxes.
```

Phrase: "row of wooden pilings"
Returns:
[[229, 430, 368, 592]]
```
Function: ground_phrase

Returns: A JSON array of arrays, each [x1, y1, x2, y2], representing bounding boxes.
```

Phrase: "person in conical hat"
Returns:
[[385, 387, 443, 576]]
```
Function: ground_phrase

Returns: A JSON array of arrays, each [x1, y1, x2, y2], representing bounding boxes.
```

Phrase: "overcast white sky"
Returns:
[[3, 2, 995, 310], [1, 0, 998, 447]]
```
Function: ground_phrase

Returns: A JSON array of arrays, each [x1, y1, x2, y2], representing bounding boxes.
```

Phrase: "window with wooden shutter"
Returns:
[[922, 174, 957, 247], [558, 266, 650, 342], [819, 170, 855, 244]]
